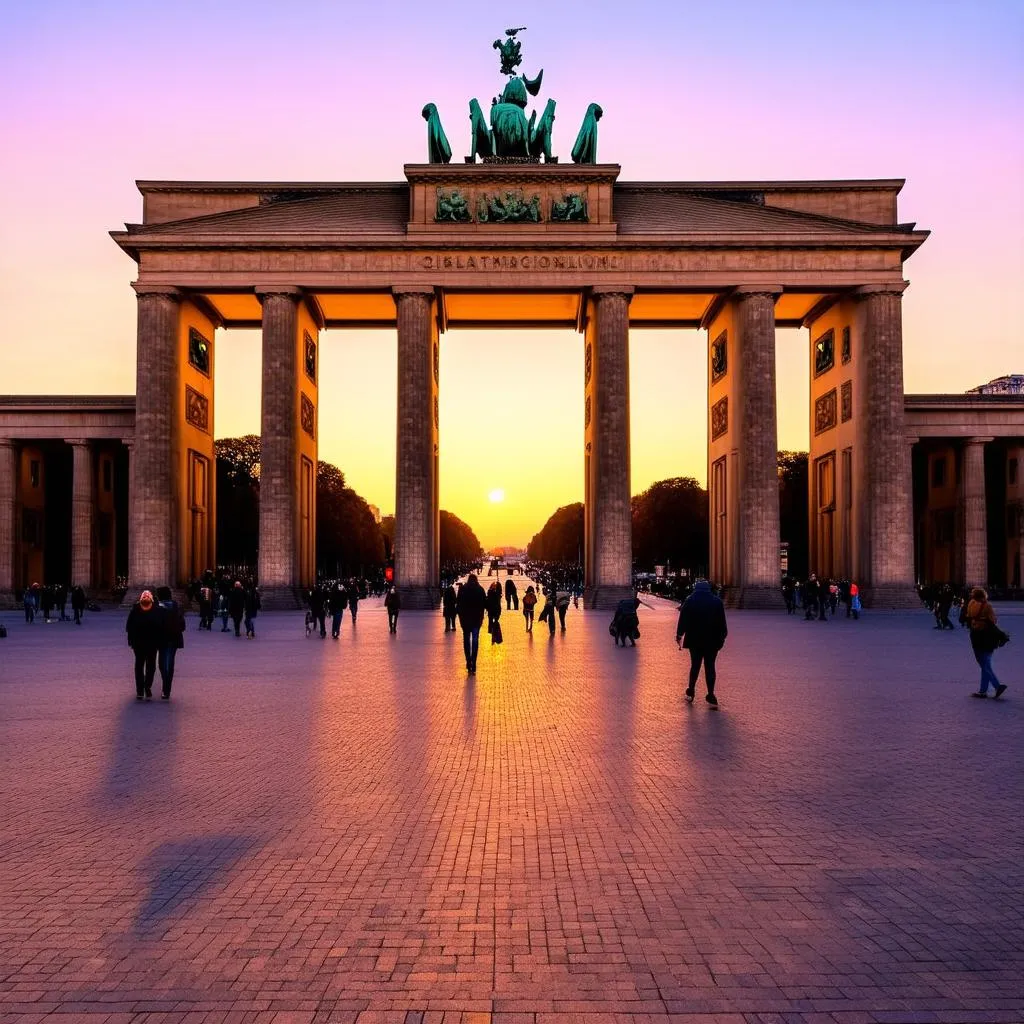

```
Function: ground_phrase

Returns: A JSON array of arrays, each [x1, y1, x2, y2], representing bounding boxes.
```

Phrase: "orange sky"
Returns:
[[1, 4, 1021, 548]]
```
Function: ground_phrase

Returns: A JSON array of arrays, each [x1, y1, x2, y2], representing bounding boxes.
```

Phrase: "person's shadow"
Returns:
[[101, 696, 182, 806]]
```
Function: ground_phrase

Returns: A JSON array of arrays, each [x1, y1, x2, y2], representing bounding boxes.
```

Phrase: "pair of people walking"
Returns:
[[125, 587, 185, 700]]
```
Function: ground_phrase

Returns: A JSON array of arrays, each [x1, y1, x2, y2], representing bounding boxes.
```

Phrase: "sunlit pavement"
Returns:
[[1, 589, 1022, 1024]]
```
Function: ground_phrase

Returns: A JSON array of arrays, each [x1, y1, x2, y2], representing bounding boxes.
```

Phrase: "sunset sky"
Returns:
[[1, 1, 1021, 547]]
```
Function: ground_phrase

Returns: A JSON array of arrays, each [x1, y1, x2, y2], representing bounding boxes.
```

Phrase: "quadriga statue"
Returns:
[[489, 77, 531, 158], [529, 99, 557, 163], [571, 103, 603, 164], [467, 99, 494, 162]]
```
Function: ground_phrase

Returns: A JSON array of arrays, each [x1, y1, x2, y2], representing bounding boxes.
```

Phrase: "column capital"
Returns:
[[392, 285, 436, 298], [904, 434, 919, 446], [854, 282, 908, 298], [964, 436, 996, 446], [591, 285, 634, 301], [0, 438, 15, 449], [732, 284, 784, 299], [122, 437, 135, 448], [132, 282, 183, 300], [255, 286, 302, 302], [65, 437, 91, 448]]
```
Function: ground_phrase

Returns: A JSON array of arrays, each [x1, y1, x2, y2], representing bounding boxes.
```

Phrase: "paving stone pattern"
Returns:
[[1, 590, 1023, 1024]]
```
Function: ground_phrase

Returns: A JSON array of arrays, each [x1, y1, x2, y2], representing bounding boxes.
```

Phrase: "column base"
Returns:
[[862, 583, 920, 610], [258, 586, 307, 611], [397, 585, 440, 610], [724, 585, 782, 610], [585, 585, 635, 611], [0, 589, 17, 611]]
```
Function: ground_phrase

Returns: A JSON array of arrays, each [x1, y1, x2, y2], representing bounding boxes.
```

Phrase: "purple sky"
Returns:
[[1, 1, 1021, 543]]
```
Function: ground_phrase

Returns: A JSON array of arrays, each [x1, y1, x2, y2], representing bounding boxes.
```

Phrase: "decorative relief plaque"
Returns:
[[188, 327, 211, 376], [185, 386, 209, 433], [815, 389, 837, 435], [304, 331, 317, 384], [584, 343, 592, 386], [711, 397, 728, 440], [814, 328, 835, 377], [710, 330, 728, 383], [841, 325, 851, 365], [841, 380, 853, 422], [585, 395, 591, 428], [433, 342, 439, 384], [434, 395, 439, 428], [300, 393, 315, 439]]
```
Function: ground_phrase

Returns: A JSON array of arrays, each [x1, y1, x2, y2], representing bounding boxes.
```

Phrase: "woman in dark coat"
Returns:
[[442, 584, 458, 632], [610, 597, 641, 647], [126, 590, 165, 701], [486, 581, 503, 642]]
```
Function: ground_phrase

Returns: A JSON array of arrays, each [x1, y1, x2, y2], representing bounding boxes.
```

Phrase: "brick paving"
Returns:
[[1, 587, 1022, 1023]]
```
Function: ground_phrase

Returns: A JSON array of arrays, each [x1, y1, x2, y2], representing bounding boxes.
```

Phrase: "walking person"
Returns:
[[964, 587, 1008, 699], [442, 584, 458, 632], [849, 581, 861, 621], [456, 573, 487, 672], [228, 581, 246, 637], [504, 577, 518, 611], [611, 596, 641, 647], [385, 585, 401, 634], [218, 589, 230, 632], [486, 581, 503, 644], [155, 586, 185, 700], [329, 582, 347, 639], [540, 586, 557, 636], [23, 585, 37, 623], [676, 579, 729, 708], [40, 586, 54, 623], [555, 588, 572, 632], [126, 590, 165, 701], [71, 584, 86, 625], [522, 585, 537, 633], [348, 583, 360, 624], [198, 582, 213, 630], [244, 584, 260, 638]]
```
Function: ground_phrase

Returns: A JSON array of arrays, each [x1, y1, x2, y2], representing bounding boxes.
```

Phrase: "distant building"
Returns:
[[968, 375, 1024, 396]]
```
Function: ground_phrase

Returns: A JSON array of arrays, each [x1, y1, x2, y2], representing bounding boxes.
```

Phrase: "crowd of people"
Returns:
[[8, 554, 1007, 709], [21, 582, 91, 625]]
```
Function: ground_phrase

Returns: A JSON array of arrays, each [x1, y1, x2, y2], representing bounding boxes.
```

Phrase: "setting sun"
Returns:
[[488, 488, 505, 503]]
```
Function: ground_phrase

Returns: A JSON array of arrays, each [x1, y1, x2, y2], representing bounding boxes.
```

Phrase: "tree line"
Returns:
[[526, 453, 809, 576], [215, 436, 483, 576]]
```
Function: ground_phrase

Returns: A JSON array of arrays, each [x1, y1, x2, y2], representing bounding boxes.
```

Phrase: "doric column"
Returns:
[[129, 284, 181, 592], [587, 287, 633, 609], [393, 286, 439, 609], [0, 439, 15, 597], [962, 437, 992, 588], [258, 288, 303, 606], [854, 284, 916, 606], [67, 439, 95, 588], [733, 287, 782, 607]]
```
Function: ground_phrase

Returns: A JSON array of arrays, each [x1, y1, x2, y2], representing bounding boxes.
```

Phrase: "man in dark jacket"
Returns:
[[442, 584, 458, 632], [155, 586, 186, 699], [228, 581, 246, 637], [71, 584, 87, 625], [126, 590, 166, 700], [676, 579, 728, 708], [456, 573, 487, 672]]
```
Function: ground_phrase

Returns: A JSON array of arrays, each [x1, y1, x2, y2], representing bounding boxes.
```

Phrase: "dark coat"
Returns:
[[442, 586, 457, 613], [384, 590, 401, 612], [456, 578, 487, 630], [486, 587, 503, 620], [676, 583, 728, 651], [126, 604, 166, 652], [329, 587, 348, 614], [158, 599, 186, 650], [228, 588, 246, 619]]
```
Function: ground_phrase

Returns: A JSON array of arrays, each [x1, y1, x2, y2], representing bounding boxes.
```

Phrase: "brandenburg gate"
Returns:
[[108, 31, 929, 609]]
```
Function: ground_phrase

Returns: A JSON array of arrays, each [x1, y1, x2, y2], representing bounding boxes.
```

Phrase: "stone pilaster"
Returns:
[[258, 288, 304, 608], [0, 439, 15, 600], [733, 287, 782, 608], [394, 286, 439, 609], [962, 437, 992, 589], [854, 284, 916, 607], [67, 439, 95, 588], [129, 285, 181, 593], [587, 287, 633, 610]]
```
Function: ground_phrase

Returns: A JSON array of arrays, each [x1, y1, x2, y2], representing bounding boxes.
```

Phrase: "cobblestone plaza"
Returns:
[[1, 598, 1022, 1023]]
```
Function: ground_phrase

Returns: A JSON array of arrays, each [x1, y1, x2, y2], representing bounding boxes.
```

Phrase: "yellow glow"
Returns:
[[489, 488, 505, 503]]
